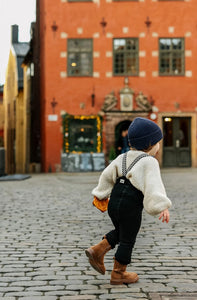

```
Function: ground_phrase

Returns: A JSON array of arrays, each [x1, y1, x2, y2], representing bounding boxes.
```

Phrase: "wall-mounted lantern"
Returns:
[[91, 87, 95, 107], [100, 17, 107, 34]]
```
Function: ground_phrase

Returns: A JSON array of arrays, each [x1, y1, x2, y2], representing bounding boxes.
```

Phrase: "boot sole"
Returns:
[[110, 275, 139, 285], [85, 248, 105, 275]]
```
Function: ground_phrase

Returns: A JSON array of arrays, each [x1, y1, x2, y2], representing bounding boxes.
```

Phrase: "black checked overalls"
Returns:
[[105, 152, 148, 265]]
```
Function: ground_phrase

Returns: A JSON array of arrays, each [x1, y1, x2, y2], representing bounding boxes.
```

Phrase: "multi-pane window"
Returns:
[[67, 39, 93, 77], [113, 38, 139, 76], [159, 38, 185, 76]]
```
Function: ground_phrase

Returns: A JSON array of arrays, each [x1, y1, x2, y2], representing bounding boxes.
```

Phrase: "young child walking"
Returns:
[[85, 117, 172, 285]]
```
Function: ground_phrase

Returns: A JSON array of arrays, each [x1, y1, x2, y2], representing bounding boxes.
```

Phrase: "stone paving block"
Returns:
[[19, 298, 57, 300], [50, 280, 82, 286], [139, 282, 175, 293], [167, 282, 197, 293], [114, 298, 148, 300], [68, 275, 95, 280], [45, 291, 77, 296], [9, 281, 48, 287], [110, 285, 141, 293], [3, 293, 43, 298], [56, 270, 81, 275], [98, 294, 144, 299], [115, 298, 149, 300], [115, 293, 148, 298], [26, 285, 65, 291], [0, 277, 30, 283], [65, 284, 98, 291], [0, 268, 33, 273], [80, 289, 109, 295], [0, 298, 15, 300], [0, 287, 24, 293], [32, 275, 66, 281], [60, 296, 96, 299]]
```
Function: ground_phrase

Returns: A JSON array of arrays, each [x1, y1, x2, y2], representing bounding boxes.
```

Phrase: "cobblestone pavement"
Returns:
[[0, 168, 197, 300]]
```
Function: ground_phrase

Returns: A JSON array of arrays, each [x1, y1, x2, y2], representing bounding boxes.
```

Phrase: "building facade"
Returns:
[[38, 0, 197, 172]]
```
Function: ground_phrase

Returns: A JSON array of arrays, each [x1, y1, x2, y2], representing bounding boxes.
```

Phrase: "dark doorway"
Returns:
[[163, 117, 191, 167], [115, 120, 131, 155]]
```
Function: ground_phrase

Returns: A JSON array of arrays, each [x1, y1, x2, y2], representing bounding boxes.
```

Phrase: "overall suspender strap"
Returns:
[[122, 152, 128, 176], [122, 152, 149, 176]]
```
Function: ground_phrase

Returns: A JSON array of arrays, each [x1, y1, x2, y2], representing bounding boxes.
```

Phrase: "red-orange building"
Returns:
[[38, 0, 197, 172]]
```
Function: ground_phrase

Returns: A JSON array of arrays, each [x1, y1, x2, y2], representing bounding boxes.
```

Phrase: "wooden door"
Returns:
[[163, 117, 191, 167]]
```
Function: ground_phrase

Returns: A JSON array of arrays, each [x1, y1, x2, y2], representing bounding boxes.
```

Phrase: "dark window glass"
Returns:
[[67, 39, 93, 77], [63, 115, 103, 153], [113, 38, 139, 76], [178, 119, 189, 148], [163, 118, 173, 147], [69, 119, 96, 152], [159, 38, 184, 76]]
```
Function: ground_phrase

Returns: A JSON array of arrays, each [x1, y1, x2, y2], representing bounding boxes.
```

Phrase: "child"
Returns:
[[85, 117, 172, 285]]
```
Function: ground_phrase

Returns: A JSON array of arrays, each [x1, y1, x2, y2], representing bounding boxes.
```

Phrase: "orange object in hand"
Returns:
[[92, 196, 109, 213]]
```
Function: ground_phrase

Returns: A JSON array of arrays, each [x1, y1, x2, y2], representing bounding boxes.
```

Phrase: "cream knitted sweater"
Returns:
[[92, 150, 172, 216]]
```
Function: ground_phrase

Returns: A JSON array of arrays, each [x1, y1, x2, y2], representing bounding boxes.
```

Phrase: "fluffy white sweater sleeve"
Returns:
[[92, 151, 172, 216]]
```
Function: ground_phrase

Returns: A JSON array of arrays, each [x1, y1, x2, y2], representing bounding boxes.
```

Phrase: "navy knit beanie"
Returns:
[[128, 117, 163, 150]]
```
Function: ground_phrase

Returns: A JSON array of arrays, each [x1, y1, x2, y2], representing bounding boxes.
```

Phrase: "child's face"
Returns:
[[148, 142, 160, 156]]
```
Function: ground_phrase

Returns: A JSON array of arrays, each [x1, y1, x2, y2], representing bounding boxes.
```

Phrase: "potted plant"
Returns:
[[109, 146, 116, 164]]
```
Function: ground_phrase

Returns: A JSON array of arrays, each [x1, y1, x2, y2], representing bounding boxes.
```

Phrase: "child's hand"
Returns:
[[159, 209, 170, 223]]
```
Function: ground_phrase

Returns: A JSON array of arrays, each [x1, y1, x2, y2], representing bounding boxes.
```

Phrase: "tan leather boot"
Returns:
[[85, 238, 111, 275], [110, 259, 139, 285]]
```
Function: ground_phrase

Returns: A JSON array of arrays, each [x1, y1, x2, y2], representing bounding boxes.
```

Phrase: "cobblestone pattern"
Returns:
[[0, 168, 197, 299]]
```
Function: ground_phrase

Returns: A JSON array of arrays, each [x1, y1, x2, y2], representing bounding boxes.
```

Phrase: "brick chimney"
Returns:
[[11, 24, 18, 44]]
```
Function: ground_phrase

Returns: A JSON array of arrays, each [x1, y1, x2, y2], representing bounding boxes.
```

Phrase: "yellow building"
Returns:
[[3, 25, 29, 174], [22, 60, 31, 174]]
